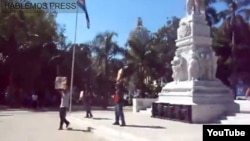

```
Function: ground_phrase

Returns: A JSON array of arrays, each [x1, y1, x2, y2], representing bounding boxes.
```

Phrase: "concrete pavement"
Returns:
[[68, 110, 203, 141], [0, 110, 107, 141]]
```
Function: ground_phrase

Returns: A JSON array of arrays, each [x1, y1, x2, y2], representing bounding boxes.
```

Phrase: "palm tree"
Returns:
[[91, 31, 122, 77], [200, 0, 250, 27], [91, 31, 123, 107], [72, 43, 93, 89], [125, 36, 155, 97], [202, 0, 221, 26], [151, 17, 180, 82], [211, 0, 250, 93], [218, 0, 250, 21]]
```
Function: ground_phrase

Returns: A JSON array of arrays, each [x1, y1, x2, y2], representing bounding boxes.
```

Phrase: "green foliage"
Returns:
[[1, 0, 250, 106], [124, 17, 180, 97], [212, 0, 250, 86], [0, 1, 66, 106]]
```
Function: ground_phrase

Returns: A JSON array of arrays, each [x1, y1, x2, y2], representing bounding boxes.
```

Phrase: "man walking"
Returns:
[[79, 88, 93, 118], [84, 89, 93, 118], [58, 89, 70, 130]]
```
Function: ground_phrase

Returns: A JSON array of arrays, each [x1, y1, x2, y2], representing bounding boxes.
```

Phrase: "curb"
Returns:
[[68, 115, 150, 141]]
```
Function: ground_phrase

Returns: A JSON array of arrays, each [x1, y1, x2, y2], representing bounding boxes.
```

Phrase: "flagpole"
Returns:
[[69, 5, 79, 112]]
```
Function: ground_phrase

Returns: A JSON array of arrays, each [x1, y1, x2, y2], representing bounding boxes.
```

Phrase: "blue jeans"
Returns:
[[115, 103, 125, 124]]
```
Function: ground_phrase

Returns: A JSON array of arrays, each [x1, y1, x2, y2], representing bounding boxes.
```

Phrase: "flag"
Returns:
[[77, 0, 90, 29]]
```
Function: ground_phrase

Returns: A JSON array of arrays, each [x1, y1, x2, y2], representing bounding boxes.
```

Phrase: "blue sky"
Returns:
[[56, 0, 227, 47]]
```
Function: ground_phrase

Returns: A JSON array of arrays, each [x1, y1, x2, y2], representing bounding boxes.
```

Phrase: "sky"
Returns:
[[56, 0, 227, 47]]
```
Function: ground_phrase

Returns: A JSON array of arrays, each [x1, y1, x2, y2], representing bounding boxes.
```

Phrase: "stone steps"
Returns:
[[219, 113, 250, 124], [235, 100, 250, 113], [139, 107, 152, 115], [138, 100, 250, 124]]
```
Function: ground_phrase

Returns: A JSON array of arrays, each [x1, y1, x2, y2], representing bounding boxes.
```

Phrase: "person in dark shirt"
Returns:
[[80, 88, 93, 118], [113, 80, 126, 126], [113, 64, 131, 126]]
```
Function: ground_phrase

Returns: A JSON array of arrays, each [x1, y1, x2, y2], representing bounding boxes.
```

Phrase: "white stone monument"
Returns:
[[156, 0, 239, 123]]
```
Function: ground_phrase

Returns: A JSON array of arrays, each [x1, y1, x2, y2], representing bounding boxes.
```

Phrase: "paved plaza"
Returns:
[[68, 109, 203, 141], [1, 106, 249, 141], [0, 109, 107, 141], [0, 108, 203, 141]]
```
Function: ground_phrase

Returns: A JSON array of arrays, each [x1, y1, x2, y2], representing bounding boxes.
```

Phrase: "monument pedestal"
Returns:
[[156, 80, 239, 123], [152, 4, 240, 123]]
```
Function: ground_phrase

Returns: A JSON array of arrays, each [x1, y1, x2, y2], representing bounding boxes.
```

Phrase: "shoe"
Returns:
[[112, 122, 119, 125], [84, 116, 89, 118], [66, 122, 70, 128], [120, 123, 126, 127], [58, 127, 63, 130]]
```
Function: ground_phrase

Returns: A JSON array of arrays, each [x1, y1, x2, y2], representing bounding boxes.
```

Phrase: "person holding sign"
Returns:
[[58, 89, 70, 130], [55, 76, 70, 130]]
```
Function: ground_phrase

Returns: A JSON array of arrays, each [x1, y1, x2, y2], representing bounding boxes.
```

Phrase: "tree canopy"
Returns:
[[1, 0, 250, 107]]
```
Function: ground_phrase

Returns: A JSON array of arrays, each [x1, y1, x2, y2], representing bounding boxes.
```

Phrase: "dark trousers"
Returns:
[[85, 103, 93, 117], [32, 101, 38, 109], [115, 103, 125, 124], [59, 107, 69, 128]]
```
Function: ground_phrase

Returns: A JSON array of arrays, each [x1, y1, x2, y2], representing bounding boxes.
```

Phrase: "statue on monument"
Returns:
[[137, 17, 143, 27], [197, 52, 218, 81], [197, 53, 205, 80], [177, 21, 191, 39], [205, 54, 213, 80], [186, 0, 203, 15], [171, 53, 187, 82], [187, 51, 200, 81], [201, 52, 218, 80], [210, 53, 218, 80]]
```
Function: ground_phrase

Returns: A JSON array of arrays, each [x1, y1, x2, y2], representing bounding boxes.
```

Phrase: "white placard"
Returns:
[[55, 76, 67, 90]]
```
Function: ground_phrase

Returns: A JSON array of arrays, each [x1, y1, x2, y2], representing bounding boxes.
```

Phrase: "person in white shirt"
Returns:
[[58, 89, 70, 130], [31, 93, 38, 109]]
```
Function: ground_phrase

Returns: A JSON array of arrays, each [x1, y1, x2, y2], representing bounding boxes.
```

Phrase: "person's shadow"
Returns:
[[92, 117, 111, 120], [125, 125, 165, 129], [0, 115, 12, 117], [67, 127, 94, 132]]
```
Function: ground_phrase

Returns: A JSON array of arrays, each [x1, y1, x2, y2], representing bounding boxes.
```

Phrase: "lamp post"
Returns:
[[230, 1, 237, 99]]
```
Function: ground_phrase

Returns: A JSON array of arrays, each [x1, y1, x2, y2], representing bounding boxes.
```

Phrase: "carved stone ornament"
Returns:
[[178, 22, 191, 39]]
